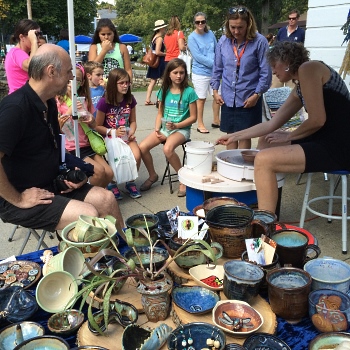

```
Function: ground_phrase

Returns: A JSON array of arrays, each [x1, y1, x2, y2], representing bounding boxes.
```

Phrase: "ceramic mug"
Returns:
[[71, 215, 108, 243], [266, 267, 312, 321], [125, 213, 163, 247], [271, 229, 321, 268]]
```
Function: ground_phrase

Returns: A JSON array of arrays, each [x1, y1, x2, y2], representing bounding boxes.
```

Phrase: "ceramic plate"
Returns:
[[189, 264, 224, 291], [0, 260, 41, 289], [212, 300, 263, 337], [243, 332, 291, 350], [172, 286, 220, 314]]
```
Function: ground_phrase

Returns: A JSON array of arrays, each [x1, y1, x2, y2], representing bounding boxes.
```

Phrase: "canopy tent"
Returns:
[[119, 34, 142, 43], [75, 35, 93, 44]]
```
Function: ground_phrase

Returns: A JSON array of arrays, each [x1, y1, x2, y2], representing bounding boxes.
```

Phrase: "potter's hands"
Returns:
[[264, 130, 291, 144], [216, 133, 237, 146], [101, 40, 113, 54], [18, 187, 54, 208], [213, 91, 224, 106]]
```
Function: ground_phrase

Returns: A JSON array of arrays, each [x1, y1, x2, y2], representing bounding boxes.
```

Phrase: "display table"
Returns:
[[178, 167, 285, 216], [2, 246, 331, 350]]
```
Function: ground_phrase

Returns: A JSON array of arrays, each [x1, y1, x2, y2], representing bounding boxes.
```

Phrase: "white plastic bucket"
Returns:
[[185, 141, 214, 175]]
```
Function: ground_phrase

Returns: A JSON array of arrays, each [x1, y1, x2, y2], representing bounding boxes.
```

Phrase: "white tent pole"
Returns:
[[67, 0, 80, 158]]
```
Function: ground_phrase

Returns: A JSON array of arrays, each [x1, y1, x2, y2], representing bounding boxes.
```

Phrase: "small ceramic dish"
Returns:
[[243, 332, 291, 350], [123, 246, 169, 270], [167, 322, 226, 350], [192, 205, 205, 219], [13, 335, 70, 350], [172, 286, 220, 315], [308, 332, 350, 350], [0, 322, 44, 350], [189, 264, 225, 291], [212, 300, 263, 336], [241, 150, 259, 163], [48, 309, 84, 335]]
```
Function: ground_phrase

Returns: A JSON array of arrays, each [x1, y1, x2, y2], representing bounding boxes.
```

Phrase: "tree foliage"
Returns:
[[0, 0, 308, 44], [0, 0, 98, 42]]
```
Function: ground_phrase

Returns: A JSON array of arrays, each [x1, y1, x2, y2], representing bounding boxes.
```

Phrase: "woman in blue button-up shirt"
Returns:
[[210, 6, 271, 149]]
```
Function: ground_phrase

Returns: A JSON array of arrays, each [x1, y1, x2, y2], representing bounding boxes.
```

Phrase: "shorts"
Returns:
[[160, 127, 191, 140], [69, 146, 96, 160], [0, 184, 93, 232], [192, 73, 221, 99], [220, 99, 262, 133]]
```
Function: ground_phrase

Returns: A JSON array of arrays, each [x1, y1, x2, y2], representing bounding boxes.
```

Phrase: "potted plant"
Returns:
[[65, 214, 218, 332]]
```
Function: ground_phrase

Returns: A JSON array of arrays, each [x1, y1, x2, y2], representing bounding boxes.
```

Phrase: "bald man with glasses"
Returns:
[[276, 9, 305, 44]]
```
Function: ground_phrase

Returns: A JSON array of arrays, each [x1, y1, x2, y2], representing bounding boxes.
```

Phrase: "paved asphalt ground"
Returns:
[[0, 91, 349, 266]]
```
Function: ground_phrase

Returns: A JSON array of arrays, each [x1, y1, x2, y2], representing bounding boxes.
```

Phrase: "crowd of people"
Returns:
[[0, 4, 348, 236]]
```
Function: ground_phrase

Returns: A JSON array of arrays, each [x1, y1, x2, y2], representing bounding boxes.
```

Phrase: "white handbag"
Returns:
[[105, 130, 138, 184]]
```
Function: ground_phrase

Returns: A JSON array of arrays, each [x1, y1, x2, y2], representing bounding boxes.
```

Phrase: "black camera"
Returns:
[[54, 165, 87, 192]]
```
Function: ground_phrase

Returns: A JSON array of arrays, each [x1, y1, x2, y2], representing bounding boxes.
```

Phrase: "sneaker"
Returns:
[[107, 183, 123, 200], [125, 182, 142, 199]]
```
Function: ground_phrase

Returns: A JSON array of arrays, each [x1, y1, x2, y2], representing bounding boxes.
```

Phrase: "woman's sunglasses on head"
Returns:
[[229, 7, 247, 14]]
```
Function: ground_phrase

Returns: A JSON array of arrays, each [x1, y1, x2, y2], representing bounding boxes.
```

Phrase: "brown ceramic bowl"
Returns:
[[241, 150, 259, 163], [212, 300, 263, 336]]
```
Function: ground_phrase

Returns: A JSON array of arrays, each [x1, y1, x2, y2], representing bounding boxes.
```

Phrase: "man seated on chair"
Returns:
[[0, 43, 125, 233]]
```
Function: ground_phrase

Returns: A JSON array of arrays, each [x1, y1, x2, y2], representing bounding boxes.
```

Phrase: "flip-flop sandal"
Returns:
[[197, 127, 210, 134], [145, 101, 155, 106]]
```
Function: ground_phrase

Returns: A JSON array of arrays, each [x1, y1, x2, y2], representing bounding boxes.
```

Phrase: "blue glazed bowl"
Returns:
[[172, 286, 220, 314], [304, 258, 350, 293], [167, 322, 226, 350]]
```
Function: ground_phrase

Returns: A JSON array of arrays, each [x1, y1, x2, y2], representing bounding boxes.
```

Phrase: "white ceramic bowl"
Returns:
[[212, 300, 264, 337], [189, 264, 224, 291], [36, 271, 78, 313]]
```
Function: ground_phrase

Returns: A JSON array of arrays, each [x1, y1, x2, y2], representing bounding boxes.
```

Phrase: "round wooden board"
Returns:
[[172, 294, 277, 346], [77, 313, 176, 349]]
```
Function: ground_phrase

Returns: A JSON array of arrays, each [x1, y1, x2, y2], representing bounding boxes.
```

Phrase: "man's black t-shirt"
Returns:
[[0, 82, 60, 193]]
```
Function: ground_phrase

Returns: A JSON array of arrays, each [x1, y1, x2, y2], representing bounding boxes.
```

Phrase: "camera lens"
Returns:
[[66, 169, 87, 183]]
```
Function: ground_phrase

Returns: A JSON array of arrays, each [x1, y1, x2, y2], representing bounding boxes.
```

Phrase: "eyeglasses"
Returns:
[[194, 20, 206, 25], [117, 81, 131, 86], [35, 31, 43, 37], [229, 7, 247, 15], [288, 17, 297, 20]]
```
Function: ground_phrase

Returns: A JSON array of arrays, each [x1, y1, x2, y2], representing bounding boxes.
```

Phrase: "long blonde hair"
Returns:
[[166, 16, 181, 36]]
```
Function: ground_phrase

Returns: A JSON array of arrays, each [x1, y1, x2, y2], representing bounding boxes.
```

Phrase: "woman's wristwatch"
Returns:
[[255, 92, 262, 97]]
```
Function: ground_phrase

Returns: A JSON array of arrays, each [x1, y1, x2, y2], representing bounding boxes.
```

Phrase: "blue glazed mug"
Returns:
[[271, 229, 321, 268]]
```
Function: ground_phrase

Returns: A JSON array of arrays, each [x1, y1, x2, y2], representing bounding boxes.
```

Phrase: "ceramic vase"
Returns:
[[136, 272, 173, 322]]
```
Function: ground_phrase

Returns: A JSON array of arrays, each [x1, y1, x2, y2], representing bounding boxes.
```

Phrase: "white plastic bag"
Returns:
[[105, 130, 138, 184], [178, 49, 192, 75]]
